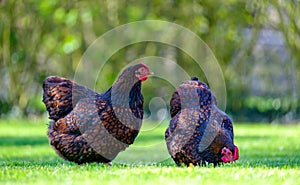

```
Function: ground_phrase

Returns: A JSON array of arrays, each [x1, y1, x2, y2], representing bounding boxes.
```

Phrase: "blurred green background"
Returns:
[[1, 0, 299, 123]]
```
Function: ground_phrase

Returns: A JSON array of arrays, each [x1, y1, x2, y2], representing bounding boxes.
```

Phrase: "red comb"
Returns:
[[138, 62, 150, 70]]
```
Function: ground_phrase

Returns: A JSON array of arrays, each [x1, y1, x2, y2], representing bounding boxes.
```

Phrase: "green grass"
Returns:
[[0, 119, 300, 185]]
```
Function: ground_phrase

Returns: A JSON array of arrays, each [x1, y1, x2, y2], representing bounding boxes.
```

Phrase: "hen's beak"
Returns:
[[148, 71, 154, 75]]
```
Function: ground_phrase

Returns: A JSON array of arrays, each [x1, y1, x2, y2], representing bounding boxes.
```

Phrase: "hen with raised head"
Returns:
[[165, 77, 239, 166], [43, 62, 152, 164]]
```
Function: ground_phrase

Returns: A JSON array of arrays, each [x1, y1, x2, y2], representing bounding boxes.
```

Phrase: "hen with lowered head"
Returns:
[[165, 77, 239, 166], [42, 62, 152, 164]]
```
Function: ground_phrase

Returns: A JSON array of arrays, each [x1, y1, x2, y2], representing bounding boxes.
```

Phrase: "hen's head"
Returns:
[[221, 145, 239, 163], [120, 62, 153, 82], [134, 62, 153, 82]]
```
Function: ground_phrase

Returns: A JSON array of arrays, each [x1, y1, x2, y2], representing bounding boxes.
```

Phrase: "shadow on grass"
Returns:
[[1, 135, 299, 169], [0, 136, 49, 146], [1, 153, 299, 168]]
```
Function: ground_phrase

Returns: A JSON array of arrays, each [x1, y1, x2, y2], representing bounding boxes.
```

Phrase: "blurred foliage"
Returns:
[[0, 0, 299, 122]]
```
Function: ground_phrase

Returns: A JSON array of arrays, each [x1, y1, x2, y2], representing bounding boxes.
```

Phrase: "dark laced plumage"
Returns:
[[43, 63, 147, 164], [165, 77, 236, 167]]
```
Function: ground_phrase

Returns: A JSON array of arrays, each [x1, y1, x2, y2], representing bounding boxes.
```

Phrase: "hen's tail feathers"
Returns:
[[191, 77, 199, 81], [42, 76, 96, 121]]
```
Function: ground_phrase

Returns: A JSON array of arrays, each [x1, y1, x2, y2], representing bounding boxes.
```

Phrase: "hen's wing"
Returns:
[[170, 90, 181, 118], [43, 76, 96, 121], [221, 114, 234, 140], [47, 96, 118, 163]]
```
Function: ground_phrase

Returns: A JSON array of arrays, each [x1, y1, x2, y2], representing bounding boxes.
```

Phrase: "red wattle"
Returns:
[[140, 76, 148, 82], [234, 146, 239, 160]]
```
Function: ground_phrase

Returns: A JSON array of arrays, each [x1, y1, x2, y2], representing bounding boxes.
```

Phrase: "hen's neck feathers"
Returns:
[[102, 74, 143, 108]]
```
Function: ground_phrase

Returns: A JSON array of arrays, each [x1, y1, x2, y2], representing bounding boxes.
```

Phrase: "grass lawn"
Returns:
[[0, 118, 300, 185]]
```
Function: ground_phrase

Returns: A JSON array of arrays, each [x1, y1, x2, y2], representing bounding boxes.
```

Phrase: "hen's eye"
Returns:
[[139, 67, 147, 73]]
